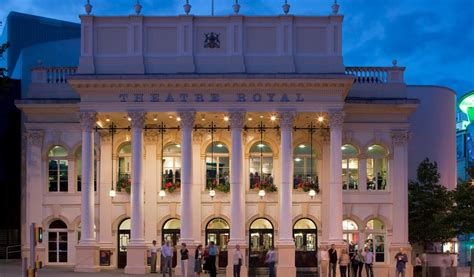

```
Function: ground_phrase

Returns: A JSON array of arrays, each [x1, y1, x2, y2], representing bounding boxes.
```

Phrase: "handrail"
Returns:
[[5, 244, 21, 261]]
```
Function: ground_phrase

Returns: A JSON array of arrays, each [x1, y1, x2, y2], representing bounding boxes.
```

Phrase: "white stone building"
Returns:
[[17, 3, 456, 277]]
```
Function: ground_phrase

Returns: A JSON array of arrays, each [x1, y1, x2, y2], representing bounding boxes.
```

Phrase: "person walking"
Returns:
[[394, 248, 408, 277], [339, 248, 350, 277], [161, 241, 173, 277], [362, 247, 374, 277], [233, 244, 244, 277], [328, 244, 338, 277], [180, 243, 189, 277], [150, 240, 159, 273], [194, 244, 204, 276], [319, 245, 329, 277], [265, 246, 277, 277], [207, 241, 218, 277]]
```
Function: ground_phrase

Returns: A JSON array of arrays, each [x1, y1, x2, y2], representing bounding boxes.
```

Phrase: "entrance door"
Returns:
[[205, 218, 230, 268], [293, 218, 318, 268], [117, 218, 130, 269], [249, 218, 274, 268], [162, 218, 181, 268]]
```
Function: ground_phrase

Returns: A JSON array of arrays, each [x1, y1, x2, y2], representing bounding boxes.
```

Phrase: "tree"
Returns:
[[0, 41, 9, 78], [408, 158, 455, 248], [451, 173, 474, 235]]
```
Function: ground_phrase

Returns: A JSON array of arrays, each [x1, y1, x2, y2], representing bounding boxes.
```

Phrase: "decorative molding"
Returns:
[[319, 129, 330, 144], [278, 110, 296, 129], [228, 110, 246, 129], [391, 130, 410, 146], [144, 131, 158, 144], [329, 111, 345, 128], [78, 112, 97, 130], [24, 130, 44, 147], [178, 110, 196, 129], [128, 112, 146, 129]]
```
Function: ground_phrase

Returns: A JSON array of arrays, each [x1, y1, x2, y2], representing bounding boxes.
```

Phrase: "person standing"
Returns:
[[328, 244, 338, 277], [150, 240, 159, 273], [339, 248, 350, 277], [265, 246, 277, 277], [180, 243, 189, 277], [194, 244, 204, 276], [319, 245, 329, 277], [394, 248, 408, 277], [362, 247, 374, 277], [207, 241, 218, 277], [351, 249, 364, 277], [414, 253, 422, 277], [161, 241, 173, 277], [233, 244, 244, 277]]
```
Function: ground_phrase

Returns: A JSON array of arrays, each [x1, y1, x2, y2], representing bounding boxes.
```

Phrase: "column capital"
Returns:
[[129, 112, 146, 129], [178, 110, 196, 129], [278, 110, 296, 129], [24, 130, 44, 147], [228, 110, 246, 129], [329, 111, 345, 128], [391, 130, 410, 146], [78, 112, 97, 131]]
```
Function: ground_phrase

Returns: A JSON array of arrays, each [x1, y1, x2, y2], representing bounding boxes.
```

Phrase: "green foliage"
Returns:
[[0, 42, 9, 78], [451, 181, 474, 235]]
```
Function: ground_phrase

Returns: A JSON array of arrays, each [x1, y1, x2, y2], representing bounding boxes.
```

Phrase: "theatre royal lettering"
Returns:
[[118, 92, 306, 103]]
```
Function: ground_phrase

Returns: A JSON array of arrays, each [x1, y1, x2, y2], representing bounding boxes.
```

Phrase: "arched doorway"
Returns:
[[48, 219, 68, 263], [249, 218, 274, 268], [205, 218, 230, 268], [117, 218, 130, 268], [293, 218, 318, 268], [162, 218, 180, 268]]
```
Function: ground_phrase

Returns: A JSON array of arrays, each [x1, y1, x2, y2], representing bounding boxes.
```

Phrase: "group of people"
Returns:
[[320, 244, 410, 277], [148, 240, 245, 277]]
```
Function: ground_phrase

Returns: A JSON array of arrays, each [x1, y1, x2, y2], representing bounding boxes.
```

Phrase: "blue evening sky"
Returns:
[[1, 0, 473, 96]]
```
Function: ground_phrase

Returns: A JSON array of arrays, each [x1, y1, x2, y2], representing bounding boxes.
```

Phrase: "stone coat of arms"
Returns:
[[204, 32, 221, 49]]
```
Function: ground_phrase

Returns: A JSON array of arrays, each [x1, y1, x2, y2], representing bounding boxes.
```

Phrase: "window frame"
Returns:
[[48, 146, 69, 193]]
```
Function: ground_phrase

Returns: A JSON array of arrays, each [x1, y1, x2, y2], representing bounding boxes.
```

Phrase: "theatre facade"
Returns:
[[17, 5, 444, 277]]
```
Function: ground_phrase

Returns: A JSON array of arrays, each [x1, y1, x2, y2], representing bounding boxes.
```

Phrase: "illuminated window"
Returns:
[[293, 144, 318, 190], [366, 145, 388, 190], [249, 142, 273, 189], [365, 219, 385, 263], [343, 220, 359, 256], [342, 144, 359, 190], [48, 146, 68, 192], [205, 142, 230, 190]]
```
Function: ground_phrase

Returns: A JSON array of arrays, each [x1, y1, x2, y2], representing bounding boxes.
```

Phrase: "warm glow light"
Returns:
[[224, 116, 229, 121], [299, 144, 306, 148], [258, 189, 266, 199], [341, 146, 346, 150], [153, 117, 158, 121], [294, 157, 302, 162], [159, 190, 166, 199], [105, 118, 111, 122], [169, 115, 173, 119], [96, 120, 104, 128], [368, 146, 374, 150], [177, 117, 181, 122], [260, 115, 264, 119], [109, 190, 116, 198], [248, 117, 253, 121], [127, 117, 132, 121], [309, 189, 316, 199], [217, 143, 223, 148], [257, 143, 265, 148], [270, 115, 276, 121], [209, 189, 216, 199], [176, 144, 181, 148], [318, 116, 324, 122]]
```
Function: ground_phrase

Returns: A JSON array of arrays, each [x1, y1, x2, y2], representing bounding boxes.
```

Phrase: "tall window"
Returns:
[[343, 219, 359, 256], [365, 219, 385, 263], [48, 146, 68, 192], [249, 142, 273, 189], [48, 220, 68, 263], [117, 143, 131, 192], [342, 144, 359, 190], [293, 144, 317, 189], [366, 145, 388, 190], [75, 148, 97, 192], [163, 143, 182, 185], [205, 142, 230, 189]]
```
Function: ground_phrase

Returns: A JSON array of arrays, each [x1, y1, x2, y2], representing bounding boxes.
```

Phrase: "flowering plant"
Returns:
[[164, 181, 180, 193], [117, 174, 131, 194], [254, 179, 277, 192], [206, 178, 230, 193], [296, 180, 320, 193]]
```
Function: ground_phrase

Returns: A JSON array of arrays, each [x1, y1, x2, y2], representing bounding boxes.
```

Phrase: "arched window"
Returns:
[[205, 142, 230, 191], [48, 220, 68, 263], [293, 218, 317, 251], [342, 144, 359, 190], [365, 219, 385, 263], [117, 218, 130, 268], [249, 218, 274, 267], [343, 219, 359, 256], [163, 143, 181, 186], [293, 144, 318, 190], [206, 218, 230, 268], [75, 148, 97, 192], [48, 146, 68, 192], [117, 143, 131, 192], [366, 145, 388, 190], [249, 142, 273, 189]]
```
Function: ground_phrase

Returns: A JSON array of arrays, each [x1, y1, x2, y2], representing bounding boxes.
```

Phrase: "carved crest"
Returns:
[[204, 32, 221, 49]]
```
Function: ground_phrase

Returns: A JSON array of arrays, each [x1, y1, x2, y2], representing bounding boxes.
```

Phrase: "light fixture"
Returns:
[[105, 116, 111, 122], [176, 144, 181, 148], [294, 157, 302, 162], [127, 117, 132, 121], [209, 189, 216, 199], [217, 143, 223, 148], [177, 117, 181, 122], [257, 143, 265, 148], [169, 115, 173, 119], [270, 115, 277, 121], [258, 189, 266, 199], [159, 189, 166, 200], [153, 115, 158, 121], [299, 144, 306, 148], [96, 120, 104, 128], [224, 115, 229, 121], [318, 116, 324, 122], [109, 189, 116, 198], [368, 146, 374, 150], [308, 189, 316, 199], [248, 117, 253, 121], [260, 115, 264, 119], [341, 146, 346, 150]]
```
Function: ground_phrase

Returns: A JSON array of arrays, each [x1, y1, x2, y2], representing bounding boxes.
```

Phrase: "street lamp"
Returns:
[[258, 189, 265, 200], [209, 189, 216, 200], [308, 189, 316, 199], [159, 189, 166, 200]]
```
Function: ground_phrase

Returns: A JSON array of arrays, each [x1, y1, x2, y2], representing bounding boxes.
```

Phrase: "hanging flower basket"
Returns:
[[117, 174, 131, 194], [164, 181, 180, 193], [206, 179, 230, 193], [296, 180, 320, 193], [254, 179, 277, 192]]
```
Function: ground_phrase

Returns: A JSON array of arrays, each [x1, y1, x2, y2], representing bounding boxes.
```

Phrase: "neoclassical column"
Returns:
[[358, 154, 368, 192], [328, 111, 344, 244], [75, 112, 100, 272], [178, 111, 196, 244], [125, 111, 148, 274], [277, 110, 296, 276], [226, 110, 247, 277]]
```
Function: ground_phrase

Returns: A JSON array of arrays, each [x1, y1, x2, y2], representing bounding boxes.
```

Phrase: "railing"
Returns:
[[346, 61, 405, 84], [5, 244, 21, 261], [31, 66, 77, 84]]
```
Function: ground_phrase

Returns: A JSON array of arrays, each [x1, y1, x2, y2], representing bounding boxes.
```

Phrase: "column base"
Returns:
[[276, 243, 296, 276], [75, 244, 100, 272], [124, 244, 149, 274], [226, 244, 248, 277]]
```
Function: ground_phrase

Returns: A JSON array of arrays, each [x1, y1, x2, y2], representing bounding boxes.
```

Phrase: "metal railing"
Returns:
[[5, 244, 21, 261]]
